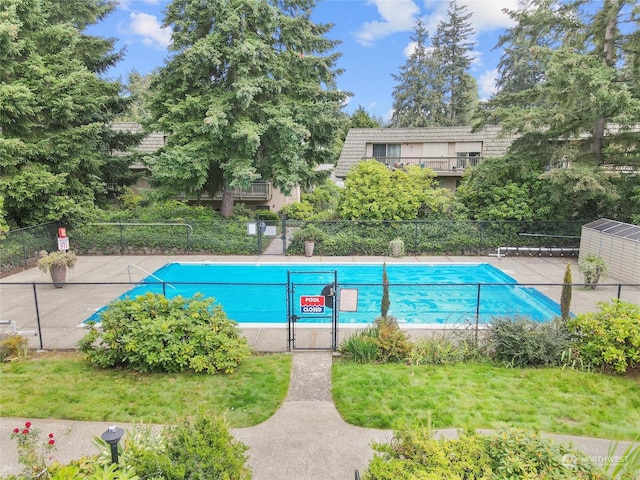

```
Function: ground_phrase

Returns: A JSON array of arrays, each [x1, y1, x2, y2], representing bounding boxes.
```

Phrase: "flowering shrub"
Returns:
[[10, 421, 56, 479]]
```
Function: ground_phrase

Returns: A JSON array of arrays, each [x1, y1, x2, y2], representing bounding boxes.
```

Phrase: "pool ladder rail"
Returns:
[[127, 264, 176, 289]]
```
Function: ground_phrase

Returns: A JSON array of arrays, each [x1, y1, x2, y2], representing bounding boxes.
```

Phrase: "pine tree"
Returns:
[[480, 0, 640, 166], [390, 19, 444, 127], [0, 0, 139, 226], [431, 0, 478, 126], [493, 0, 583, 96], [146, 0, 348, 217]]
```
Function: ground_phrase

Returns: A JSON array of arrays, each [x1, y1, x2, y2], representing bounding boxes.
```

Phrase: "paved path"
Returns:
[[1, 353, 636, 479]]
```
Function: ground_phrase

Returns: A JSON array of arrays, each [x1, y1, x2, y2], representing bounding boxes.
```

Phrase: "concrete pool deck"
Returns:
[[1, 253, 638, 351]]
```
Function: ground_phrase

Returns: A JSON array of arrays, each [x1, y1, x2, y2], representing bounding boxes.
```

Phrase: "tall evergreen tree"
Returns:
[[390, 19, 444, 127], [431, 0, 479, 126], [146, 0, 348, 217], [480, 0, 640, 166], [350, 106, 381, 129], [0, 0, 139, 226], [493, 0, 584, 96]]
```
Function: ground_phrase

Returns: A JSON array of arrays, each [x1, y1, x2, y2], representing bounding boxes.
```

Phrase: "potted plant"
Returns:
[[577, 253, 607, 289], [297, 225, 326, 257], [38, 250, 77, 288]]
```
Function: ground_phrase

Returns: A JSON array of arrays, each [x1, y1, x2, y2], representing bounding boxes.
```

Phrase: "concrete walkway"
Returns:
[[1, 352, 636, 479]]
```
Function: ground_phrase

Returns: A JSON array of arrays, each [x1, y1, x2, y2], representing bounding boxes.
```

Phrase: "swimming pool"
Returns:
[[88, 263, 562, 325]]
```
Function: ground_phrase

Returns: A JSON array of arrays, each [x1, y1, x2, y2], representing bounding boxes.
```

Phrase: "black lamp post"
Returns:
[[101, 425, 124, 464]]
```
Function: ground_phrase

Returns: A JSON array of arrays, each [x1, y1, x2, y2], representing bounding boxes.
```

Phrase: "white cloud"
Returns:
[[355, 0, 420, 46], [422, 0, 517, 33], [462, 0, 518, 31], [478, 68, 498, 99], [403, 41, 417, 57], [128, 12, 172, 48]]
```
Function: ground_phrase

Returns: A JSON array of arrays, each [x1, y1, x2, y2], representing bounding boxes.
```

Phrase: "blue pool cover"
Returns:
[[87, 262, 562, 324]]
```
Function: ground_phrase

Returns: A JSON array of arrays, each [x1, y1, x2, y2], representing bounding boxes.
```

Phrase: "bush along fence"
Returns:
[[1, 218, 585, 272], [1, 279, 638, 352]]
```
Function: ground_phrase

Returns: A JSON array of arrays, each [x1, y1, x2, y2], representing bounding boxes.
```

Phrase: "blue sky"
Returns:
[[88, 0, 519, 120]]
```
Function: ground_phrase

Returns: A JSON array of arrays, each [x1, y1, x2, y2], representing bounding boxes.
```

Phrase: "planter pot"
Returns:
[[304, 241, 315, 257], [50, 265, 67, 288]]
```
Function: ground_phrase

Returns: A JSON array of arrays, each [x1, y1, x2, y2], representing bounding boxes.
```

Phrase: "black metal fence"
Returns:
[[1, 279, 637, 351], [1, 219, 586, 275], [0, 222, 59, 277]]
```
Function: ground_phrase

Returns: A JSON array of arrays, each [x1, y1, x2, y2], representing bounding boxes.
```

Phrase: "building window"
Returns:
[[372, 143, 401, 159]]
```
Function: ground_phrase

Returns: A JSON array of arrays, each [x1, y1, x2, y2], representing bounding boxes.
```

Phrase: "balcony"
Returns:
[[212, 182, 272, 201], [366, 156, 483, 175]]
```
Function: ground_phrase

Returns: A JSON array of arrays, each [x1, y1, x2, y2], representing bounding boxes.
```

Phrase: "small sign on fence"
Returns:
[[300, 295, 325, 314], [57, 236, 70, 251]]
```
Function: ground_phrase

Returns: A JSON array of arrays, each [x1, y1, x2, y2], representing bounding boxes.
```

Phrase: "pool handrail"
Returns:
[[127, 264, 176, 289]]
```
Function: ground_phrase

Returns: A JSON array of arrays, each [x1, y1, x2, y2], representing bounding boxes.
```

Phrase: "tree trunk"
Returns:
[[219, 184, 235, 218], [591, 0, 620, 164]]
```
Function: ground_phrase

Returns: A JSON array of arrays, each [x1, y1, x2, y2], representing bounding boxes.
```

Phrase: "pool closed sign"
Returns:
[[300, 295, 325, 314]]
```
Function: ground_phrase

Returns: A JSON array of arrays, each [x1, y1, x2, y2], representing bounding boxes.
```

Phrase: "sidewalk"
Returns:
[[1, 352, 635, 479]]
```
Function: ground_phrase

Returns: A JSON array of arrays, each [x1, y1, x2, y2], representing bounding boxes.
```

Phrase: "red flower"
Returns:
[[25, 422, 31, 428], [48, 439, 55, 445], [22, 429, 29, 435], [13, 428, 19, 434], [48, 433, 54, 438]]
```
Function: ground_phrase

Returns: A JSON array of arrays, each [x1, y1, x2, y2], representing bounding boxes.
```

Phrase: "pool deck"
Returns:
[[1, 253, 638, 351]]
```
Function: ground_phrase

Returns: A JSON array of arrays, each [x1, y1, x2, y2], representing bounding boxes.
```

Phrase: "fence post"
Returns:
[[32, 283, 44, 350], [21, 230, 28, 271], [281, 214, 287, 256], [617, 284, 622, 299], [186, 225, 191, 254], [119, 223, 124, 255]]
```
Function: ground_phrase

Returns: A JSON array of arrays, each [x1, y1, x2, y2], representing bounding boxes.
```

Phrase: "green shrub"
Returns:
[[561, 263, 573, 321], [408, 330, 481, 365], [365, 425, 606, 479], [340, 318, 412, 364], [567, 299, 640, 373], [0, 334, 29, 362], [365, 423, 493, 479], [126, 414, 251, 480], [485, 428, 604, 479], [488, 316, 572, 367], [578, 253, 608, 289], [340, 329, 380, 363], [78, 293, 252, 374], [372, 316, 412, 363]]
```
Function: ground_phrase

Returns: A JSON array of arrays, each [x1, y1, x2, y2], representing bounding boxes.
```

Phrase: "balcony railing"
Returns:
[[365, 156, 483, 173], [212, 182, 272, 201]]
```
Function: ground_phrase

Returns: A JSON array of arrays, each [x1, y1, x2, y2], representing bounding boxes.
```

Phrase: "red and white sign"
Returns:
[[300, 295, 325, 314], [57, 236, 69, 251], [57, 227, 70, 251]]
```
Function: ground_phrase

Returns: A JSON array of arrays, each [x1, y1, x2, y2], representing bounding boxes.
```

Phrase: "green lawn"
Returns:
[[332, 361, 640, 440], [0, 352, 291, 427], [3, 354, 639, 440]]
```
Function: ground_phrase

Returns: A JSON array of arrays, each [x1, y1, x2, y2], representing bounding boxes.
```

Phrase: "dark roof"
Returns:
[[583, 219, 640, 242]]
